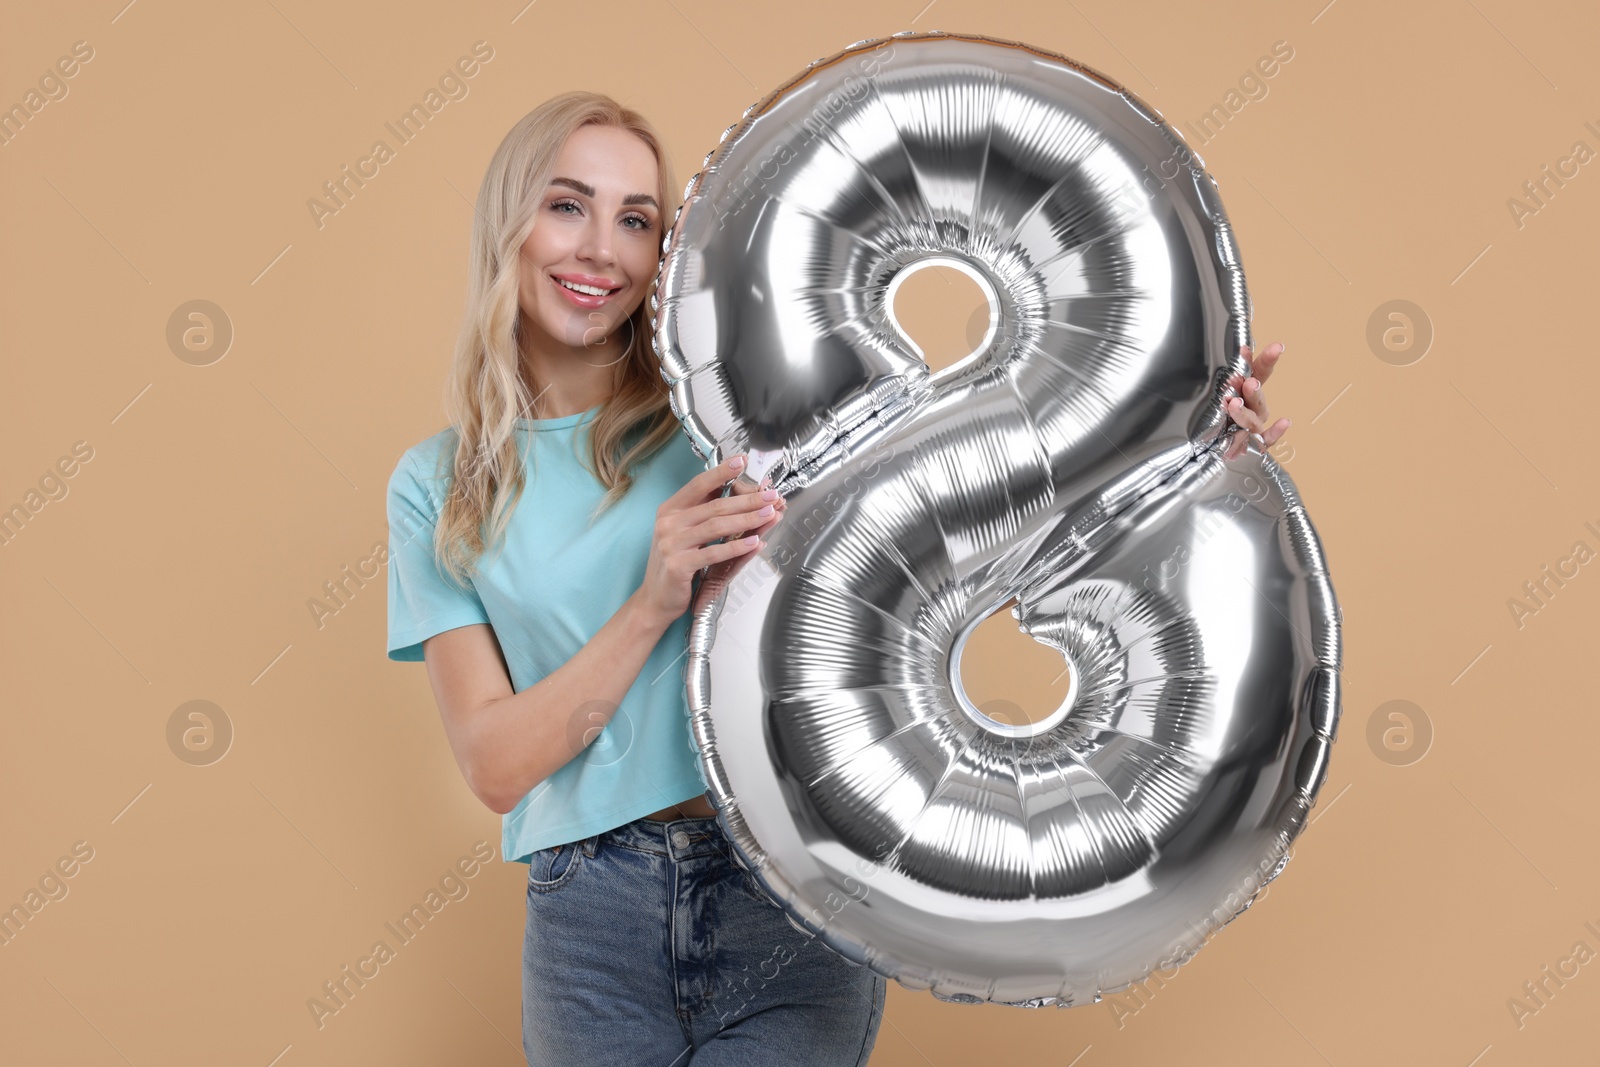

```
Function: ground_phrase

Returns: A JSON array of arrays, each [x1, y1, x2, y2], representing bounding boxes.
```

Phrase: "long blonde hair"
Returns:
[[433, 91, 682, 586]]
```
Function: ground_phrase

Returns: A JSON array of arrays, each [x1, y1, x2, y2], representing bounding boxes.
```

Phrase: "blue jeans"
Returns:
[[522, 812, 887, 1066]]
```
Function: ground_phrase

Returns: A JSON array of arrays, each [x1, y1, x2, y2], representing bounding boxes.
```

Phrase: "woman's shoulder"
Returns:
[[406, 426, 460, 471], [388, 426, 462, 510]]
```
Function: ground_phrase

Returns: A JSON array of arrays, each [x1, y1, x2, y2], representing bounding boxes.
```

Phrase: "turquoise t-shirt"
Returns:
[[385, 404, 713, 864]]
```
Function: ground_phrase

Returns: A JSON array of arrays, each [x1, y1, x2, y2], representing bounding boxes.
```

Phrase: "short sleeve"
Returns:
[[385, 448, 491, 662]]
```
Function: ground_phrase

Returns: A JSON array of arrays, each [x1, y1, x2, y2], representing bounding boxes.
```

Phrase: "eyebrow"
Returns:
[[549, 176, 659, 209]]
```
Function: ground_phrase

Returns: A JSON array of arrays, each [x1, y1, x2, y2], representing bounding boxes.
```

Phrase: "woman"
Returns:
[[386, 90, 1290, 1066]]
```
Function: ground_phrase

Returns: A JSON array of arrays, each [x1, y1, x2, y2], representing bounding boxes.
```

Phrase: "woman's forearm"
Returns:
[[470, 589, 677, 814]]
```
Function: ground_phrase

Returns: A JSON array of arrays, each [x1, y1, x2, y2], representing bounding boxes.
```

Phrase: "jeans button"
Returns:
[[671, 830, 690, 849]]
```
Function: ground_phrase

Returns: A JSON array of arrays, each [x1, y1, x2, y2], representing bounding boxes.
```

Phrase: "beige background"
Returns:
[[2, 0, 1596, 1063]]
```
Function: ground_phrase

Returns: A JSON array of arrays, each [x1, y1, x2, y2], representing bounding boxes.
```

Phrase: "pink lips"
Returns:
[[550, 273, 622, 309]]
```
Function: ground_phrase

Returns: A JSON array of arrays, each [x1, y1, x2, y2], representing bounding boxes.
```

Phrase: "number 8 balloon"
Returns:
[[654, 30, 1342, 1007]]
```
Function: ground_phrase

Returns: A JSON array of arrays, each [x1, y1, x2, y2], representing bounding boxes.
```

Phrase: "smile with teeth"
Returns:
[[556, 277, 620, 296]]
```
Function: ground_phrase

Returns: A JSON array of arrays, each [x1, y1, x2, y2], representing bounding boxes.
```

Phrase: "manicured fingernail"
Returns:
[[729, 455, 745, 470], [742, 534, 759, 545], [760, 488, 779, 501]]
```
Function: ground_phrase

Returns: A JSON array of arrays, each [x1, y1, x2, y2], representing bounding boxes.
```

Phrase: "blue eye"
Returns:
[[551, 199, 651, 231]]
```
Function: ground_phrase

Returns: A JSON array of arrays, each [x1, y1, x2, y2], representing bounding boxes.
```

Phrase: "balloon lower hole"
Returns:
[[949, 597, 1078, 739]]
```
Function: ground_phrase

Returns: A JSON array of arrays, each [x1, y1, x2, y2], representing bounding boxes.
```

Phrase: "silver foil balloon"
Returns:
[[652, 30, 1342, 1008]]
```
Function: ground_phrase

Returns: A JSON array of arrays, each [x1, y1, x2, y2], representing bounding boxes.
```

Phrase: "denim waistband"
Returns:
[[600, 812, 731, 861]]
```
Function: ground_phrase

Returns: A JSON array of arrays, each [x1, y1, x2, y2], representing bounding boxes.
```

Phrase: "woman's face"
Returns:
[[517, 124, 662, 360]]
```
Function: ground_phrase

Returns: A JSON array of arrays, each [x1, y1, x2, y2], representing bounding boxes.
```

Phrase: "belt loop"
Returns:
[[581, 834, 600, 859]]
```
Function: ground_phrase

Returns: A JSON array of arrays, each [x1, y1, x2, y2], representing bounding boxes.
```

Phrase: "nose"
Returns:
[[577, 212, 614, 266]]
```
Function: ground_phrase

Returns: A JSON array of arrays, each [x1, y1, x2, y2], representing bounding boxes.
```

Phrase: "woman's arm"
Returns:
[[420, 453, 785, 815], [420, 592, 671, 814]]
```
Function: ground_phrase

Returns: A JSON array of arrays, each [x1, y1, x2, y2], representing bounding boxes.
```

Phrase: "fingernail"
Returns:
[[756, 504, 774, 518], [729, 455, 745, 470], [760, 488, 779, 501]]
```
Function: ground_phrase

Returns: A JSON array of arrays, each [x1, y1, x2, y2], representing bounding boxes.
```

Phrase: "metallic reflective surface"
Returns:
[[653, 30, 1342, 1008]]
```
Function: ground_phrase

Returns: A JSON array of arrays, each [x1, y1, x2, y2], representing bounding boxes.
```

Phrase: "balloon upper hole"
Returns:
[[885, 255, 1000, 377]]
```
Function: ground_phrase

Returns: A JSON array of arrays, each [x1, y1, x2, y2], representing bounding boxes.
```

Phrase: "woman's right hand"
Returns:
[[634, 454, 786, 630]]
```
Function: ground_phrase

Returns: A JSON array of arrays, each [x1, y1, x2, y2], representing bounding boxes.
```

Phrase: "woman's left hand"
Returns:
[[1223, 341, 1292, 460], [687, 475, 788, 617]]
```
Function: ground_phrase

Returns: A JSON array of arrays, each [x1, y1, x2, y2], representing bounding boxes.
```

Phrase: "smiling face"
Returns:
[[516, 123, 663, 367]]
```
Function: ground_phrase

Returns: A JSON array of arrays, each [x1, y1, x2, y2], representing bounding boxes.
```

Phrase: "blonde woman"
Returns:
[[384, 92, 887, 1065], [387, 89, 1295, 1065]]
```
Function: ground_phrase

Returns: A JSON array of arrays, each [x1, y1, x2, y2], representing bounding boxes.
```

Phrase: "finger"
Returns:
[[664, 454, 750, 513], [741, 508, 785, 539], [724, 472, 770, 499], [682, 484, 781, 527], [1261, 417, 1291, 447], [1251, 341, 1284, 386], [1223, 428, 1245, 460], [1226, 399, 1266, 448], [1225, 395, 1265, 434], [1240, 376, 1270, 421], [661, 487, 780, 555], [690, 503, 778, 544], [694, 540, 760, 594], [694, 533, 763, 565]]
